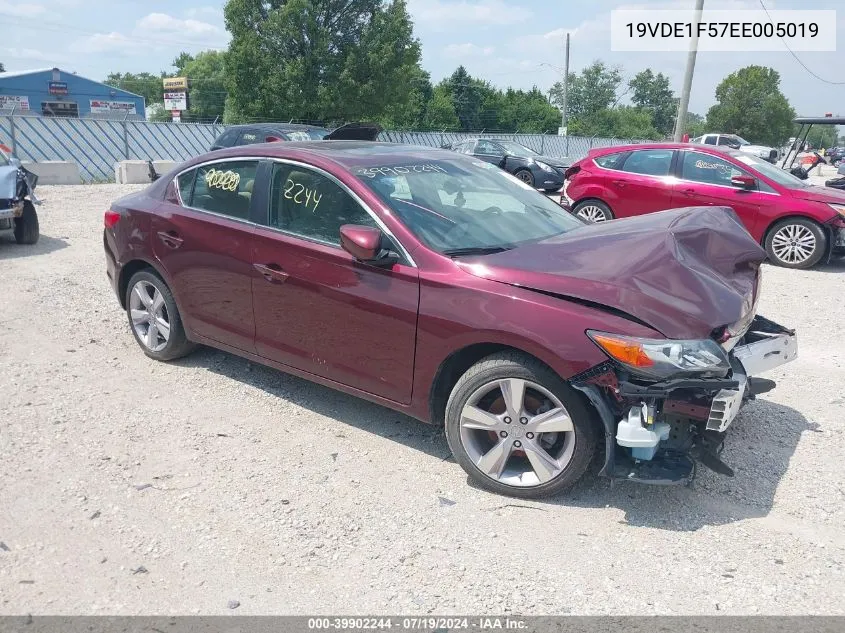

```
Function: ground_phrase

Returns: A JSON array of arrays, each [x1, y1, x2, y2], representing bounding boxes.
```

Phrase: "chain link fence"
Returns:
[[0, 112, 646, 183]]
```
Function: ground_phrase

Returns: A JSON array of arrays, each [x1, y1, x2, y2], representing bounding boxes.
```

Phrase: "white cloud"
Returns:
[[69, 32, 133, 55], [442, 43, 495, 59], [184, 6, 223, 20], [408, 0, 531, 28], [135, 12, 223, 39], [0, 1, 46, 17], [1, 47, 55, 62]]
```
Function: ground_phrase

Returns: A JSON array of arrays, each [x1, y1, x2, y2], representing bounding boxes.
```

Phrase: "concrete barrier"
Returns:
[[115, 160, 180, 184], [22, 161, 81, 185]]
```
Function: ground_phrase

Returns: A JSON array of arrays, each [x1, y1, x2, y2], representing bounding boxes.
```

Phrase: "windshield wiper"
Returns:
[[442, 246, 513, 257]]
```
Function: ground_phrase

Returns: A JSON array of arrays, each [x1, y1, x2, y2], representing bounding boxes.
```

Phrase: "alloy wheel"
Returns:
[[576, 205, 609, 223], [458, 378, 576, 488], [129, 280, 171, 352], [516, 171, 533, 184], [771, 224, 817, 265]]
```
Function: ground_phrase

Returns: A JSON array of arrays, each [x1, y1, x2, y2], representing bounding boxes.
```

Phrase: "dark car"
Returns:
[[449, 138, 568, 193], [0, 147, 40, 244], [104, 141, 797, 498], [826, 147, 845, 166], [209, 122, 383, 151], [563, 143, 845, 269]]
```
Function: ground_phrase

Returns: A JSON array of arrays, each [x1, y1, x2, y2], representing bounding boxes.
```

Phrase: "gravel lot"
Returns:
[[1, 184, 844, 615]]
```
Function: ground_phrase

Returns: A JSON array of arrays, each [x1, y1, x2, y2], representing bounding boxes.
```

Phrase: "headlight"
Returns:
[[587, 331, 730, 380], [536, 161, 556, 174], [829, 203, 845, 217]]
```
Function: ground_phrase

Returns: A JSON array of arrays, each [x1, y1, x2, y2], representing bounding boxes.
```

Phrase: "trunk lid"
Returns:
[[457, 206, 766, 339]]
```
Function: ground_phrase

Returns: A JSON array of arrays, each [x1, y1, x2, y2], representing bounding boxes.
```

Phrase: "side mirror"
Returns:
[[731, 174, 757, 190], [340, 225, 398, 267]]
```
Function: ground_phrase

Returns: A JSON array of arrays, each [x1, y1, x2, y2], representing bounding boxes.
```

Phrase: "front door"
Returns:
[[607, 148, 676, 218], [671, 150, 762, 233], [250, 161, 420, 404], [151, 159, 260, 352]]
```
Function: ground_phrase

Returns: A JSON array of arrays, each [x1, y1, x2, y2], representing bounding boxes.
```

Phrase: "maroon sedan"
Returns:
[[104, 141, 797, 498], [564, 143, 845, 269]]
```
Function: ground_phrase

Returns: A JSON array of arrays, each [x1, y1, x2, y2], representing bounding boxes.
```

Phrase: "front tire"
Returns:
[[13, 201, 39, 244], [445, 352, 598, 499], [572, 199, 613, 223], [125, 270, 195, 361], [514, 169, 535, 188], [765, 218, 827, 269]]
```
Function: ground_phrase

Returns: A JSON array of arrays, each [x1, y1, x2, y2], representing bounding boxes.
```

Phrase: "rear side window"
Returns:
[[214, 128, 240, 148], [238, 130, 259, 146], [593, 152, 624, 169], [620, 149, 674, 176], [181, 161, 259, 221], [703, 136, 717, 145]]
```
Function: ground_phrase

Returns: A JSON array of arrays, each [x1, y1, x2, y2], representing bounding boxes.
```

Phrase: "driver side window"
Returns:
[[268, 164, 377, 246]]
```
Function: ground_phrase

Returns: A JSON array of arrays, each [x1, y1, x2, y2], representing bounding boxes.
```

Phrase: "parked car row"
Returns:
[[562, 143, 845, 269], [103, 139, 799, 499]]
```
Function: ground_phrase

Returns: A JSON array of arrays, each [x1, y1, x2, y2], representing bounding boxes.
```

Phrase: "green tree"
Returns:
[[423, 84, 459, 129], [569, 106, 660, 139], [550, 61, 622, 121], [223, 0, 423, 124], [685, 112, 707, 138], [706, 65, 794, 146], [629, 69, 676, 137], [442, 66, 486, 130], [380, 67, 432, 129], [0, 62, 5, 73], [172, 52, 194, 75], [104, 72, 165, 108], [180, 50, 227, 121], [804, 125, 838, 150]]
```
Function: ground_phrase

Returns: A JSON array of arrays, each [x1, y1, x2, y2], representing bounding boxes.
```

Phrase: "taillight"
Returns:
[[104, 210, 120, 228], [265, 136, 282, 142], [564, 165, 581, 180], [830, 215, 845, 229]]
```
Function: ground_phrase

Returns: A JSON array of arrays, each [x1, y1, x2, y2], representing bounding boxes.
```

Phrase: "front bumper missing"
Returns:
[[573, 315, 798, 485]]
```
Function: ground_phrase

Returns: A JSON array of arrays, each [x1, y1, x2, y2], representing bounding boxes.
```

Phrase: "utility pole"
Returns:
[[673, 0, 704, 141], [561, 32, 570, 136]]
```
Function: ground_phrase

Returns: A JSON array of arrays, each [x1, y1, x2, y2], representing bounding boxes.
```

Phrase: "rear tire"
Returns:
[[13, 201, 39, 244], [764, 218, 827, 269], [572, 199, 613, 223], [445, 352, 598, 499], [125, 270, 196, 361]]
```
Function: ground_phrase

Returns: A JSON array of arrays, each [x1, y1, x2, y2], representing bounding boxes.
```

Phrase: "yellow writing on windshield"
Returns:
[[204, 168, 241, 192], [284, 179, 322, 211]]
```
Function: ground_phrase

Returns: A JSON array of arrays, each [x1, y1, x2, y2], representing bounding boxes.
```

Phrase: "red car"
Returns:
[[564, 143, 845, 269], [104, 141, 797, 498]]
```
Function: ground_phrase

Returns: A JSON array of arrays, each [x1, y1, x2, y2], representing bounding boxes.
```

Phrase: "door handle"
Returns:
[[254, 263, 289, 284], [156, 230, 183, 249], [681, 187, 697, 196], [613, 179, 627, 188]]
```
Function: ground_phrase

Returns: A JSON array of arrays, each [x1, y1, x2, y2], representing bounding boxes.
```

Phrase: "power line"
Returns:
[[758, 0, 845, 85]]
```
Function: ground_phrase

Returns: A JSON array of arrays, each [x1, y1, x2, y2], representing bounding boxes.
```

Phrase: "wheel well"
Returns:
[[762, 214, 827, 247], [572, 197, 610, 211], [428, 343, 554, 426], [117, 260, 156, 308]]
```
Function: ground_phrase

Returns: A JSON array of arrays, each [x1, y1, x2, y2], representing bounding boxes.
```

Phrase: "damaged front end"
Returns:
[[572, 315, 798, 485], [0, 159, 39, 225]]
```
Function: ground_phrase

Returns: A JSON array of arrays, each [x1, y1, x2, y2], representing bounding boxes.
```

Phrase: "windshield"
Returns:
[[355, 157, 583, 254], [496, 141, 540, 158], [726, 135, 750, 146], [735, 154, 811, 188], [286, 129, 328, 141]]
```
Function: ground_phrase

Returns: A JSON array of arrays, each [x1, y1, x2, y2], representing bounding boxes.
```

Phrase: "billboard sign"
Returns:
[[48, 81, 69, 95], [163, 92, 188, 111], [163, 77, 189, 91], [0, 95, 30, 111], [90, 100, 137, 115]]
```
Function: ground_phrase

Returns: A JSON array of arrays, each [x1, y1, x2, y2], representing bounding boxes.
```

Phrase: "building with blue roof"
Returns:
[[0, 67, 145, 119]]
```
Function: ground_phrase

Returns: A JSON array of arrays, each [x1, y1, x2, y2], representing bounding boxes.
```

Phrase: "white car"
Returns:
[[691, 133, 779, 163]]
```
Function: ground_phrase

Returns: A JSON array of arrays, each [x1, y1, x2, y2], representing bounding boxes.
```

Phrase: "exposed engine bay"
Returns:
[[572, 315, 798, 485]]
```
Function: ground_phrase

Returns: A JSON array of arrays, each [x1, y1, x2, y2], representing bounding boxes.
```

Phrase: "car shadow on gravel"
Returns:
[[546, 399, 817, 531], [173, 347, 450, 460], [0, 233, 68, 259], [816, 256, 845, 273]]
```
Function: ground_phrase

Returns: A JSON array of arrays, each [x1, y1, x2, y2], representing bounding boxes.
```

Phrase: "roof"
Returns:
[[794, 116, 845, 125], [224, 123, 329, 131], [588, 142, 750, 158], [0, 67, 144, 99]]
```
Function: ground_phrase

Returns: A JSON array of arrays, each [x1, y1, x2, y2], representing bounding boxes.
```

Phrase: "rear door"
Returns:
[[249, 161, 420, 403], [605, 148, 676, 218], [671, 150, 763, 233], [151, 159, 261, 352]]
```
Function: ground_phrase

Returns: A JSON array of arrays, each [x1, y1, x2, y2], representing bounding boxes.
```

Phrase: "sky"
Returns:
[[0, 0, 842, 118]]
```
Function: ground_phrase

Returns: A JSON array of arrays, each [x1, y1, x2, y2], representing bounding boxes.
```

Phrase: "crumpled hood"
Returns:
[[789, 183, 845, 205], [534, 156, 569, 169], [458, 206, 766, 339]]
